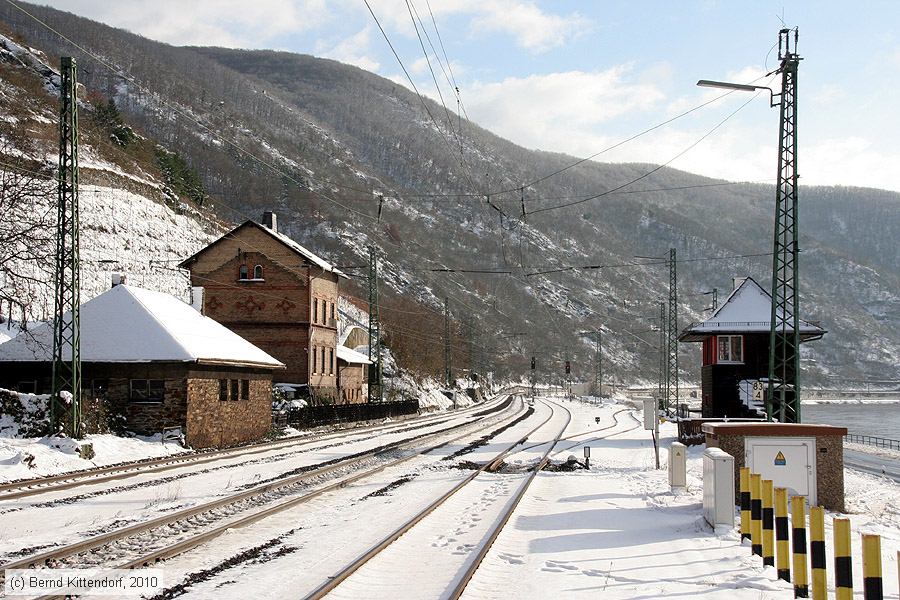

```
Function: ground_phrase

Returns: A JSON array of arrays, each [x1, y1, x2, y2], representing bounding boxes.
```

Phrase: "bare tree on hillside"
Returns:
[[0, 122, 55, 322]]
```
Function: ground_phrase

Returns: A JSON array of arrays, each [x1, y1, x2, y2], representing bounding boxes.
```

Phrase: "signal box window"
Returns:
[[717, 335, 744, 364]]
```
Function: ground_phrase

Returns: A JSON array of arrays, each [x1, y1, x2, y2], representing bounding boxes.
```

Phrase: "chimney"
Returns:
[[262, 211, 278, 233], [111, 273, 127, 288], [732, 276, 747, 290]]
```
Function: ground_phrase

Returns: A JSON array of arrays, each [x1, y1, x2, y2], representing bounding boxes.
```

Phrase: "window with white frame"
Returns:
[[717, 335, 743, 364]]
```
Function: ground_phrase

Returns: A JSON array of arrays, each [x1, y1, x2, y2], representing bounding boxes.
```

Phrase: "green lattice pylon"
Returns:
[[767, 29, 802, 423], [50, 56, 82, 438]]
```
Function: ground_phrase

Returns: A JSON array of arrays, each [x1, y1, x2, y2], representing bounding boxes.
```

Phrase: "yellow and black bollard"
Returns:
[[762, 479, 775, 567], [751, 473, 762, 556], [740, 467, 751, 542], [861, 533, 882, 600], [775, 487, 790, 581], [834, 517, 853, 600], [791, 495, 809, 598], [810, 506, 827, 600]]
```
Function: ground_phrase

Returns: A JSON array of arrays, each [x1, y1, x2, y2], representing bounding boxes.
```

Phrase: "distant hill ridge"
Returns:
[[0, 1, 897, 385]]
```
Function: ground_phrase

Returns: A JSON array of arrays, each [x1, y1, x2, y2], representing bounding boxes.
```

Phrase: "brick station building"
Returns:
[[179, 212, 348, 404], [0, 283, 284, 448]]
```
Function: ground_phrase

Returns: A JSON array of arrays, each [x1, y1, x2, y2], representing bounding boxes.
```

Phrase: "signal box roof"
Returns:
[[679, 277, 826, 342]]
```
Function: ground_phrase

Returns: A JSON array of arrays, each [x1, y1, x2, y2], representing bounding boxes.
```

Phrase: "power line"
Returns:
[[527, 85, 771, 216]]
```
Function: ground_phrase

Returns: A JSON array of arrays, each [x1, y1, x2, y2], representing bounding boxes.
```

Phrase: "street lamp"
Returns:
[[697, 28, 802, 423], [696, 80, 778, 107]]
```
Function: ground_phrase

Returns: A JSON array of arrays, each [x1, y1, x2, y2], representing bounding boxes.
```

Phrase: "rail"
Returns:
[[1, 395, 524, 586], [845, 433, 900, 451]]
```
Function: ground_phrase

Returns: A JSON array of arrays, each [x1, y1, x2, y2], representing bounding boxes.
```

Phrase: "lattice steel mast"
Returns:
[[767, 28, 802, 423], [367, 246, 383, 403], [50, 57, 82, 438], [443, 297, 452, 386], [665, 248, 679, 415]]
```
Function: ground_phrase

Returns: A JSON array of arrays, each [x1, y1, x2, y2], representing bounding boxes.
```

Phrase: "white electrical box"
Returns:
[[669, 442, 686, 490], [703, 447, 735, 531], [745, 436, 817, 506], [641, 397, 656, 430]]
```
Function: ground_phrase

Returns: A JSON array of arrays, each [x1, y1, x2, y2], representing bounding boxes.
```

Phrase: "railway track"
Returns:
[[301, 398, 572, 599], [303, 401, 642, 600], [0, 394, 527, 593], [0, 393, 510, 502]]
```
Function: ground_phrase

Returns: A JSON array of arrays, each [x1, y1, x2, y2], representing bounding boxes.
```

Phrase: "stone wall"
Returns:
[[185, 367, 273, 448], [80, 363, 190, 436], [338, 363, 366, 404]]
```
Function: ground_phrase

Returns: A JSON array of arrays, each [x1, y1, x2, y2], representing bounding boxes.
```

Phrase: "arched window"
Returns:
[[253, 265, 263, 279], [239, 264, 248, 279]]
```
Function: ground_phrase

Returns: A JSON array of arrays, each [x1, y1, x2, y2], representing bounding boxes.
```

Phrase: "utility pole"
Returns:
[[665, 248, 679, 416], [658, 301, 666, 406], [530, 354, 536, 401], [767, 28, 802, 424], [595, 330, 602, 397], [367, 246, 383, 403], [443, 297, 452, 387], [51, 56, 82, 438]]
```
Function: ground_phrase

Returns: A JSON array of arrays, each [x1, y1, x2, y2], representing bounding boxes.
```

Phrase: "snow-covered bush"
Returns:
[[0, 388, 49, 437]]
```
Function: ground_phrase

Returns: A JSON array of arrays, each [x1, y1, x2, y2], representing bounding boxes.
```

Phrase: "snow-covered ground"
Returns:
[[0, 432, 189, 483], [1, 393, 898, 599]]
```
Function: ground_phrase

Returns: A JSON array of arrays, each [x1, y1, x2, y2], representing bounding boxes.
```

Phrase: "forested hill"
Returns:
[[1, 2, 898, 385]]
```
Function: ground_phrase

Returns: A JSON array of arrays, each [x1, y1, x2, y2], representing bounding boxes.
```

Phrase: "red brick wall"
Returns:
[[184, 223, 341, 394]]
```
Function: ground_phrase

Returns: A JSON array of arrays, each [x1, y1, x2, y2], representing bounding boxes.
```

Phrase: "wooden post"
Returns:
[[775, 487, 790, 581], [861, 534, 882, 600], [810, 506, 826, 600], [740, 467, 751, 542], [751, 473, 763, 556], [834, 517, 853, 600], [791, 495, 809, 597], [762, 479, 775, 567]]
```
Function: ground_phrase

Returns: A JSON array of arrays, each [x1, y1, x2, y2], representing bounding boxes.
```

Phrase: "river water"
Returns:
[[803, 401, 900, 439]]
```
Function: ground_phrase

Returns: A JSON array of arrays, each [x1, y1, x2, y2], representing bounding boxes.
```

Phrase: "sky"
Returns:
[[37, 0, 900, 193]]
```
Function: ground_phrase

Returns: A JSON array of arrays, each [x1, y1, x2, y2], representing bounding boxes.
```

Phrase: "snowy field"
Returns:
[[1, 394, 898, 599]]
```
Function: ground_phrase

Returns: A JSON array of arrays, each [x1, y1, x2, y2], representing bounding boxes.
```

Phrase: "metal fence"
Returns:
[[844, 433, 900, 451], [272, 400, 420, 429]]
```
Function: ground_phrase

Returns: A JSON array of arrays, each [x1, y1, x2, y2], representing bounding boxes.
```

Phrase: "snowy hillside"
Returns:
[[1, 4, 897, 386]]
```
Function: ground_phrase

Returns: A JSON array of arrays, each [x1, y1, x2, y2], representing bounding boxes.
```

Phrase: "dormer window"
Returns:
[[239, 264, 249, 280], [253, 265, 263, 279], [717, 335, 743, 364]]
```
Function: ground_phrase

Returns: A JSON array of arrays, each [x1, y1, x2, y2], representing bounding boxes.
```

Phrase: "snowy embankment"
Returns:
[[0, 388, 188, 482]]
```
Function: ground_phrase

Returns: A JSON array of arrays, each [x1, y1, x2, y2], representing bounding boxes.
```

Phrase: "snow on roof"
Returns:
[[336, 345, 372, 365], [178, 220, 348, 279], [0, 285, 284, 368], [256, 223, 348, 279], [680, 277, 825, 341]]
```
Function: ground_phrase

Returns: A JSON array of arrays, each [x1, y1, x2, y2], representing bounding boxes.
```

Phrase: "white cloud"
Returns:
[[464, 67, 665, 154], [316, 26, 380, 71], [365, 0, 591, 54], [466, 1, 591, 52], [44, 0, 331, 47]]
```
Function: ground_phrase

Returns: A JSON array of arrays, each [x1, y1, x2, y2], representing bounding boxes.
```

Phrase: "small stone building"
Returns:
[[336, 345, 370, 404], [179, 212, 346, 403], [703, 422, 846, 511], [0, 284, 284, 448], [679, 277, 825, 418]]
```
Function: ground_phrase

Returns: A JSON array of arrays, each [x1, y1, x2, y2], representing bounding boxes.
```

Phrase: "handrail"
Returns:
[[844, 433, 900, 451]]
